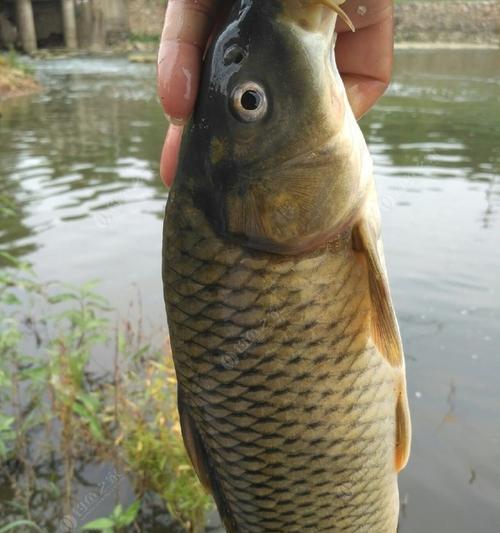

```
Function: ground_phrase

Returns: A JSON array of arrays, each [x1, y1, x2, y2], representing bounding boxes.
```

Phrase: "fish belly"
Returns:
[[163, 196, 400, 533]]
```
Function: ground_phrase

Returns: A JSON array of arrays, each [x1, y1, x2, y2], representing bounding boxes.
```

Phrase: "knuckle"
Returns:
[[169, 0, 217, 21]]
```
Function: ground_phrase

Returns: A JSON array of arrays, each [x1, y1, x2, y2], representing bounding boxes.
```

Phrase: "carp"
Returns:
[[162, 0, 411, 531]]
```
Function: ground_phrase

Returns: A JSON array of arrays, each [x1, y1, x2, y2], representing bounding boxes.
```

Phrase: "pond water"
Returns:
[[1, 49, 499, 531]]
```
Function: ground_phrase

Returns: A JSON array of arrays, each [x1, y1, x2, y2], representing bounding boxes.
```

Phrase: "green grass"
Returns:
[[0, 252, 211, 532], [0, 50, 34, 76], [129, 32, 161, 44]]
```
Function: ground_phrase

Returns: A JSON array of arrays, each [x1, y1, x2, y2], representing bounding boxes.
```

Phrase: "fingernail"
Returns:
[[168, 115, 187, 126], [160, 123, 184, 188]]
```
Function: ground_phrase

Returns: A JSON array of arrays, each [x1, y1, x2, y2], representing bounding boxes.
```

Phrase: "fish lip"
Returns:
[[279, 0, 354, 34]]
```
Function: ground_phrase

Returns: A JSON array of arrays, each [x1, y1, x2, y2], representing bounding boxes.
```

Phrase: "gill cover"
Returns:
[[174, 0, 371, 254]]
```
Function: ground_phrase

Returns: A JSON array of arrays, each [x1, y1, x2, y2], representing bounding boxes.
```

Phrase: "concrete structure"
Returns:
[[62, 0, 77, 49], [15, 0, 37, 52], [0, 0, 129, 52]]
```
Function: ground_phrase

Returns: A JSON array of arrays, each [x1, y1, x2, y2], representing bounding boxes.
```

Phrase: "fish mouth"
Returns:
[[281, 0, 355, 33], [316, 0, 355, 31]]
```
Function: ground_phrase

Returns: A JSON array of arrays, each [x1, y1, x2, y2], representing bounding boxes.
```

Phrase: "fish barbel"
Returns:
[[163, 1, 411, 531]]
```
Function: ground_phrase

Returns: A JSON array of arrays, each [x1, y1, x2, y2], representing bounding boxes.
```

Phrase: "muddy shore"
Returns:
[[395, 1, 499, 45], [0, 60, 39, 99]]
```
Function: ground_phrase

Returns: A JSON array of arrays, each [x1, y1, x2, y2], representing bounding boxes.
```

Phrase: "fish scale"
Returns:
[[163, 194, 400, 532]]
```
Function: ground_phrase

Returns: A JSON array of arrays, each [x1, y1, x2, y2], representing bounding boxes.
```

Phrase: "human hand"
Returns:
[[157, 0, 394, 187]]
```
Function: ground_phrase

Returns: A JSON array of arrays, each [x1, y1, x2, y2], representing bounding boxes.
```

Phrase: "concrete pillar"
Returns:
[[76, 0, 105, 51], [15, 0, 37, 54], [61, 0, 78, 49]]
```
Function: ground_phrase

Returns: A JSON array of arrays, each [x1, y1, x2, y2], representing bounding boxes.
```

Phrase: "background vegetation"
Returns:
[[0, 252, 212, 532], [0, 52, 38, 98]]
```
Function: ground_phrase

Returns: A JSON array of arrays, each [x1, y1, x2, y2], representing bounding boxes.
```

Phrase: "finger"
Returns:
[[158, 0, 221, 123], [335, 0, 393, 118], [160, 124, 184, 187]]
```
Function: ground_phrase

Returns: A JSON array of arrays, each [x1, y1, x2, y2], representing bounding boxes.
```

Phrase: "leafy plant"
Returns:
[[0, 256, 212, 531], [0, 413, 15, 459], [117, 353, 212, 532], [0, 51, 34, 75], [0, 520, 44, 533], [82, 500, 141, 532]]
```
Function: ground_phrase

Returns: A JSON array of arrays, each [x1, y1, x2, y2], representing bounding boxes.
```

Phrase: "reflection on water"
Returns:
[[0, 58, 168, 320], [362, 49, 500, 533], [0, 50, 499, 531]]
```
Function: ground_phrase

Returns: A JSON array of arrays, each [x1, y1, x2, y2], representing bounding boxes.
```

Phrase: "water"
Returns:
[[1, 49, 499, 531]]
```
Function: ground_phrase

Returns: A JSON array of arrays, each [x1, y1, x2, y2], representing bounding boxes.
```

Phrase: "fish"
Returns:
[[162, 0, 411, 531]]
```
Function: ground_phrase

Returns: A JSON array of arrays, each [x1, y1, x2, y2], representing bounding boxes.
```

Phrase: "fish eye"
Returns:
[[230, 82, 268, 123]]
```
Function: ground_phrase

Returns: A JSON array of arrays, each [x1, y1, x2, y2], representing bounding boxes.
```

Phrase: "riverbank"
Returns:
[[127, 0, 500, 47], [0, 54, 39, 99], [395, 42, 499, 50], [395, 1, 499, 45]]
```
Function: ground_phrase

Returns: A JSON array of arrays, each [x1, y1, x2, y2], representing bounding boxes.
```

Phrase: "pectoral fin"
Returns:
[[352, 218, 403, 367], [353, 216, 411, 471]]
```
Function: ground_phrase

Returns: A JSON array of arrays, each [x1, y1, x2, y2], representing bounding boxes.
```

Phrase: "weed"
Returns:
[[81, 500, 141, 532], [0, 50, 34, 76], [0, 254, 211, 531]]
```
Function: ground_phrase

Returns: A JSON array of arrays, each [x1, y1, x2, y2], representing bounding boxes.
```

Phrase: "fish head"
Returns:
[[178, 0, 372, 254]]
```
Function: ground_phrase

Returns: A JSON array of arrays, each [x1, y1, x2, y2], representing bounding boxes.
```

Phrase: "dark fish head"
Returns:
[[176, 0, 371, 254]]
